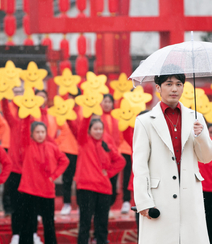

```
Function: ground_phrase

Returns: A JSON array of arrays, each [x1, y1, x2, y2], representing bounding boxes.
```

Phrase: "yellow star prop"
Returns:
[[0, 74, 14, 100], [48, 96, 77, 126], [111, 99, 141, 131], [123, 86, 152, 112], [179, 82, 200, 108], [204, 102, 212, 123], [191, 90, 210, 114], [20, 61, 47, 90], [0, 60, 22, 89], [110, 73, 133, 100], [13, 87, 44, 119], [81, 71, 109, 94], [54, 68, 81, 96], [75, 89, 103, 118]]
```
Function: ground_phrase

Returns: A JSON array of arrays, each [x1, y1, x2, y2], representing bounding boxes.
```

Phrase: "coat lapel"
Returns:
[[150, 103, 174, 155], [180, 102, 195, 150]]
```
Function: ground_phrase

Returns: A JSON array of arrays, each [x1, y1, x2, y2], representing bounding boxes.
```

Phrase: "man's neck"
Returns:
[[161, 101, 179, 109]]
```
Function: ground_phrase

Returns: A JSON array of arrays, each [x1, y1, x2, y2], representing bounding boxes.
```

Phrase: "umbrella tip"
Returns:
[[191, 31, 194, 41]]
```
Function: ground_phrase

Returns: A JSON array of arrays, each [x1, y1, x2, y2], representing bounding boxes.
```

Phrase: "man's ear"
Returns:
[[155, 84, 161, 93]]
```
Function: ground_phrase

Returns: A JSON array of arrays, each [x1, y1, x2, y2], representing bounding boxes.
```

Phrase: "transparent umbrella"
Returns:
[[129, 38, 212, 118]]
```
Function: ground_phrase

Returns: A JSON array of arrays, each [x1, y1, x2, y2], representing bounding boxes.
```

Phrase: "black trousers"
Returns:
[[203, 191, 212, 244], [110, 174, 118, 206], [19, 194, 57, 244], [62, 153, 77, 204], [2, 148, 12, 214], [122, 154, 132, 202], [77, 190, 111, 244], [7, 172, 23, 235]]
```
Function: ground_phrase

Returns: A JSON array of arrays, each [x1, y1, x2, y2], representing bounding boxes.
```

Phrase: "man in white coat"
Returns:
[[133, 72, 212, 244]]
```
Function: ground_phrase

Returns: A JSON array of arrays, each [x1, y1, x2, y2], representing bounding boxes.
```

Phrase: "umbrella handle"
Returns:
[[193, 72, 197, 120]]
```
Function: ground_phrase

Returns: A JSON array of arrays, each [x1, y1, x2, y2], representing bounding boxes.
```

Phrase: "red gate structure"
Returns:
[[2, 0, 212, 99]]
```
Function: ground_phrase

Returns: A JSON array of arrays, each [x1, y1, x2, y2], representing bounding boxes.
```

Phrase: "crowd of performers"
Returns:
[[0, 88, 135, 244], [1, 87, 212, 244]]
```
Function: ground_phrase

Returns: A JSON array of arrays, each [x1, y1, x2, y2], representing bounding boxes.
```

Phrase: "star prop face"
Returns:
[[13, 87, 44, 119], [123, 86, 152, 112], [0, 75, 14, 100], [110, 73, 133, 100], [75, 90, 103, 118], [0, 60, 22, 89], [204, 102, 212, 123], [20, 61, 47, 90], [179, 82, 197, 108], [111, 99, 141, 131], [81, 71, 109, 94], [48, 96, 77, 126], [54, 68, 81, 96], [191, 90, 211, 115]]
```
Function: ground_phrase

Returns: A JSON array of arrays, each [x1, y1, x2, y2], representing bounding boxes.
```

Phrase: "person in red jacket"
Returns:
[[69, 115, 125, 244], [199, 123, 212, 244], [18, 117, 69, 244], [101, 94, 121, 209], [1, 99, 23, 244]]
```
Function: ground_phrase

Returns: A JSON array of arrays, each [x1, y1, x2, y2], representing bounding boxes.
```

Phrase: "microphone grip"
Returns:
[[131, 206, 160, 218]]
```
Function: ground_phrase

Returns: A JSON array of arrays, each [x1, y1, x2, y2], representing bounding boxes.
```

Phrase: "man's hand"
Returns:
[[193, 120, 203, 136], [139, 209, 151, 219]]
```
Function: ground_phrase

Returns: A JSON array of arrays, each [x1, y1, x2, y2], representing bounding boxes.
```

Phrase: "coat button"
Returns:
[[172, 157, 175, 161], [173, 176, 177, 180], [173, 194, 177, 199]]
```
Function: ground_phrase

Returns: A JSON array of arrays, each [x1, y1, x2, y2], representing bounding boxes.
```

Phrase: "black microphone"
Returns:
[[131, 206, 160, 218]]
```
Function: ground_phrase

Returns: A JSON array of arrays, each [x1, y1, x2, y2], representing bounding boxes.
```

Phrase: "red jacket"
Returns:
[[199, 136, 212, 192], [70, 117, 125, 195], [122, 127, 134, 192], [199, 161, 212, 192], [0, 146, 12, 184], [18, 116, 69, 198], [2, 100, 22, 174]]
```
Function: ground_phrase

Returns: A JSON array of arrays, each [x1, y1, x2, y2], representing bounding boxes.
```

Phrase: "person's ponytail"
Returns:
[[102, 141, 110, 152]]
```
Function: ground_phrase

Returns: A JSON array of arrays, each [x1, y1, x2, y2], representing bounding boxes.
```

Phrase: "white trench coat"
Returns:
[[133, 102, 212, 244]]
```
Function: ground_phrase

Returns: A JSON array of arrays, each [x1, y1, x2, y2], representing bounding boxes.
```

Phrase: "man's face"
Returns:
[[156, 76, 184, 108]]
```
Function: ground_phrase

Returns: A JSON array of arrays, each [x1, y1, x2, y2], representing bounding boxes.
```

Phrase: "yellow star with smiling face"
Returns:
[[54, 68, 81, 96], [123, 86, 152, 112], [0, 74, 15, 100], [110, 73, 133, 100], [75, 89, 103, 118], [13, 87, 44, 119], [81, 71, 109, 94], [111, 99, 141, 131], [48, 96, 77, 126], [20, 61, 48, 90], [0, 60, 22, 89]]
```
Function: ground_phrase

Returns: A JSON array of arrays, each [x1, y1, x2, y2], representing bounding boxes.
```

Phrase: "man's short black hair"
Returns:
[[154, 64, 186, 86]]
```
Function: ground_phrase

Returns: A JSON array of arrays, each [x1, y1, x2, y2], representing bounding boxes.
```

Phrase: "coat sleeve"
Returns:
[[67, 120, 78, 139], [50, 148, 69, 181], [1, 99, 17, 128], [107, 147, 126, 178], [133, 117, 155, 212], [194, 114, 212, 163], [77, 117, 90, 146], [0, 147, 12, 184]]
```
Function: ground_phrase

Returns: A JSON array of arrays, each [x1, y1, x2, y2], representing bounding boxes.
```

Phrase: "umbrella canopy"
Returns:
[[129, 41, 212, 83]]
